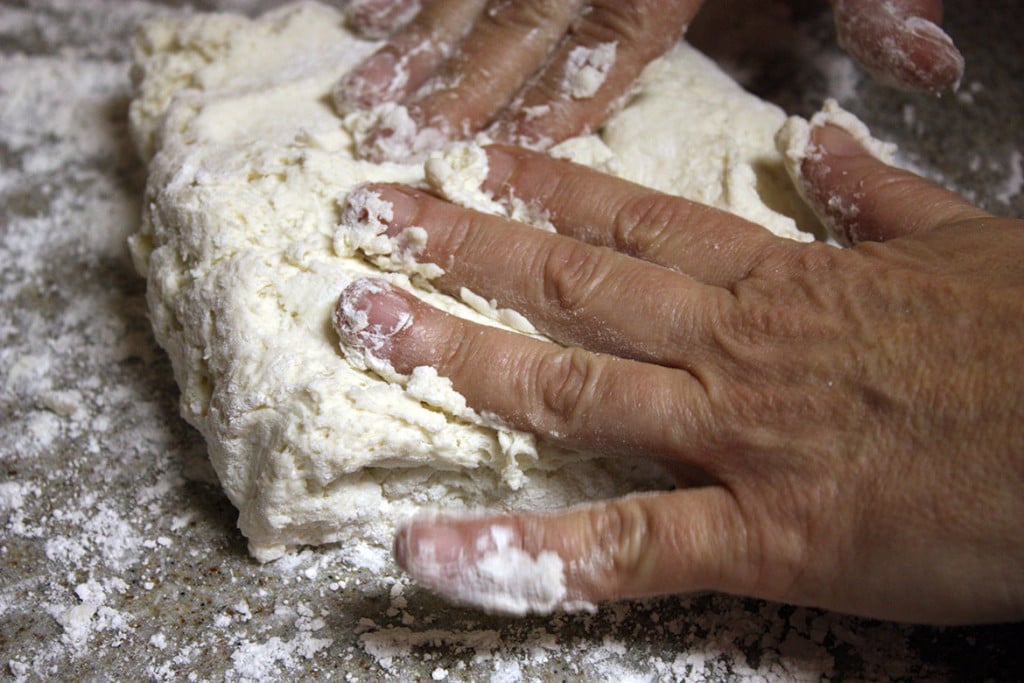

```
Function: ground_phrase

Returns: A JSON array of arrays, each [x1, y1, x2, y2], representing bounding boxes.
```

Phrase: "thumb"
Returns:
[[831, 0, 963, 93], [393, 488, 753, 616], [781, 106, 987, 246]]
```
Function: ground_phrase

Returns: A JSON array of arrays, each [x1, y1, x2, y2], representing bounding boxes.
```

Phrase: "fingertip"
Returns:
[[393, 511, 580, 616], [344, 183, 422, 233], [334, 277, 414, 356], [810, 123, 871, 159], [333, 50, 404, 114], [394, 510, 467, 574], [832, 0, 964, 94], [791, 107, 984, 244], [346, 0, 422, 39], [899, 15, 965, 93], [799, 122, 892, 245]]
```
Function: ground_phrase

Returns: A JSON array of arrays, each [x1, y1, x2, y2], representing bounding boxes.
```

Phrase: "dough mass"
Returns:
[[130, 2, 819, 561]]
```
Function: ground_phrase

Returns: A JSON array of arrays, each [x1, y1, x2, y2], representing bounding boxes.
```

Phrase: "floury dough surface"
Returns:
[[130, 1, 822, 562]]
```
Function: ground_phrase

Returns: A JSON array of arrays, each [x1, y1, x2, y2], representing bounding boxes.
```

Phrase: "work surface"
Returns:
[[2, 1, 1022, 680]]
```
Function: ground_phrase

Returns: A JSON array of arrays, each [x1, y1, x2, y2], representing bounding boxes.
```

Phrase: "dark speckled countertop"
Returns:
[[1, 1, 1021, 680]]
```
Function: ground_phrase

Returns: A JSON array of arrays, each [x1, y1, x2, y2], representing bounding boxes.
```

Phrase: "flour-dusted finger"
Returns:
[[357, 0, 586, 161], [393, 488, 763, 615], [334, 0, 487, 114], [333, 278, 717, 458], [831, 0, 963, 94], [778, 105, 987, 245], [481, 145, 782, 287], [487, 0, 698, 149], [340, 184, 734, 367], [346, 0, 423, 39]]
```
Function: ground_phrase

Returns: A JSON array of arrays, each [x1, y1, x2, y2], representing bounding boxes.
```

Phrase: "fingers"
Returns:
[[340, 182, 733, 366], [346, 0, 422, 39], [385, 0, 587, 144], [393, 487, 755, 615], [794, 122, 988, 246], [334, 0, 488, 114], [486, 0, 698, 148], [333, 278, 715, 457], [339, 0, 697, 160], [831, 0, 963, 94], [481, 145, 780, 287], [353, 0, 586, 160]]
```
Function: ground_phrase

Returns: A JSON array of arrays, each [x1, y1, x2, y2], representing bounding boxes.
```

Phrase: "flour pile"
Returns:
[[129, 1, 820, 562]]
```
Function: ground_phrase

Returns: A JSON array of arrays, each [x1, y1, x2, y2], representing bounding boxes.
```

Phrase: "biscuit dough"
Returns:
[[129, 1, 823, 561]]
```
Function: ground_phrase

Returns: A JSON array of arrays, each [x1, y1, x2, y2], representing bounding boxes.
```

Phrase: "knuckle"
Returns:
[[739, 241, 840, 313], [762, 241, 840, 281], [584, 0, 687, 55], [588, 501, 654, 597], [433, 321, 484, 379], [532, 347, 599, 431], [432, 209, 482, 271], [536, 240, 612, 315], [611, 193, 692, 258]]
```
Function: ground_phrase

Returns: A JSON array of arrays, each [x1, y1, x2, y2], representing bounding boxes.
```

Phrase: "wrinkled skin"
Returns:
[[334, 123, 1024, 624], [336, 0, 963, 161]]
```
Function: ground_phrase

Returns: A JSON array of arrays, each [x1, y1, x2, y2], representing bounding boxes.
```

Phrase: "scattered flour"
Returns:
[[994, 149, 1023, 206]]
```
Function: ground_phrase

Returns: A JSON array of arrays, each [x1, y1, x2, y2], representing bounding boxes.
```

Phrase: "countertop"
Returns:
[[1, 1, 1022, 680]]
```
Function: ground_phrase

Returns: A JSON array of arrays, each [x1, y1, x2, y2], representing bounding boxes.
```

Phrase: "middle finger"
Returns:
[[481, 145, 787, 288]]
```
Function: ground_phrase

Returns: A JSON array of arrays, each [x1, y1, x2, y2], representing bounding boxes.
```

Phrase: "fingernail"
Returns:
[[481, 145, 516, 197], [343, 184, 420, 236], [357, 104, 449, 163], [335, 51, 400, 111], [394, 516, 467, 572], [394, 516, 571, 616], [333, 278, 412, 353], [811, 124, 868, 158]]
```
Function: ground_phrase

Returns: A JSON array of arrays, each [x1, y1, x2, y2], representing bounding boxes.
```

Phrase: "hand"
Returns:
[[333, 124, 1024, 624], [336, 0, 963, 161]]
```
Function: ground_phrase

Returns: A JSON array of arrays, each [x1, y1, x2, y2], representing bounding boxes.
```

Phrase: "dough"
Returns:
[[129, 1, 821, 561]]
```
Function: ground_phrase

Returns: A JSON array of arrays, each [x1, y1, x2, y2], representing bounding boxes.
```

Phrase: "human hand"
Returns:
[[336, 0, 963, 161], [333, 124, 1024, 623]]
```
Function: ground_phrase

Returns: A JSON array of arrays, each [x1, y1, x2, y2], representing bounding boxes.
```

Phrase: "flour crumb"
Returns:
[[562, 42, 618, 99]]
